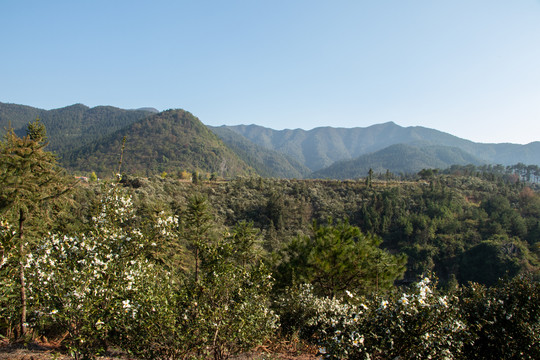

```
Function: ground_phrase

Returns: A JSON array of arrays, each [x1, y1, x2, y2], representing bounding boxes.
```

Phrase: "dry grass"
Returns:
[[0, 338, 318, 360]]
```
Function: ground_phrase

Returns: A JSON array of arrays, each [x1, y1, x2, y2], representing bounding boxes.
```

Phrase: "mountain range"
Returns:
[[1, 101, 538, 179], [221, 123, 540, 172]]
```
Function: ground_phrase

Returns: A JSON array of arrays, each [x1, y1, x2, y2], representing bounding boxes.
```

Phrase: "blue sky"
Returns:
[[2, 1, 540, 144]]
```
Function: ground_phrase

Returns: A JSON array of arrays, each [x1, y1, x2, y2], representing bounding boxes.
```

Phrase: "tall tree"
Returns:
[[183, 194, 213, 282], [0, 119, 73, 337], [276, 220, 407, 298]]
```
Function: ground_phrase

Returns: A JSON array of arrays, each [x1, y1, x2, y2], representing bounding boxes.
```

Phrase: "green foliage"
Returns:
[[276, 220, 407, 298], [280, 276, 539, 360], [0, 119, 73, 337], [116, 174, 539, 286], [0, 219, 18, 337], [0, 123, 68, 217], [459, 276, 540, 360], [26, 183, 175, 358], [1, 155, 539, 359], [458, 238, 526, 285], [183, 194, 213, 282], [174, 234, 278, 359], [62, 109, 254, 178]]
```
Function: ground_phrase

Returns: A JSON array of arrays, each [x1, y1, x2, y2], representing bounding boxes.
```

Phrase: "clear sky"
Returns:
[[2, 1, 540, 144]]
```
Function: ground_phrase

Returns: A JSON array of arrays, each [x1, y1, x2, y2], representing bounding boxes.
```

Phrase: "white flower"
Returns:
[[438, 296, 448, 308], [380, 300, 388, 309], [352, 335, 364, 347], [345, 290, 353, 298], [399, 294, 409, 306], [122, 299, 131, 309]]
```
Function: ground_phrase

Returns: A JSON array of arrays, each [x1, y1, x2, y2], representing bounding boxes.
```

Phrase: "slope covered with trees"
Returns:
[[311, 144, 484, 179], [209, 125, 311, 178], [61, 109, 255, 178], [225, 123, 540, 171], [2, 102, 539, 180], [1, 120, 539, 358], [0, 102, 155, 155], [109, 170, 539, 287]]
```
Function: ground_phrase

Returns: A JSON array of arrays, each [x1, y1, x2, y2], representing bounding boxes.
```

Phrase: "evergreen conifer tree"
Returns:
[[0, 119, 74, 337]]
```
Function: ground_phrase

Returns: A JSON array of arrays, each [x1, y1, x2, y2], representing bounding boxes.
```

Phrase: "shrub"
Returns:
[[459, 276, 540, 360], [316, 277, 469, 359], [26, 184, 177, 359]]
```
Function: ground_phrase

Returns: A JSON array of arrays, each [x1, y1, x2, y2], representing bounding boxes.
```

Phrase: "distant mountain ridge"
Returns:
[[208, 125, 311, 178], [225, 123, 540, 171], [1, 101, 538, 179], [311, 144, 485, 179], [0, 102, 154, 154]]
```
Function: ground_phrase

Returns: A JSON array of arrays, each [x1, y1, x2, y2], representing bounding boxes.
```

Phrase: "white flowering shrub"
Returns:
[[109, 221, 279, 360], [459, 276, 540, 360], [283, 278, 469, 359], [275, 283, 358, 340], [172, 233, 279, 360], [0, 219, 18, 336], [25, 184, 178, 358]]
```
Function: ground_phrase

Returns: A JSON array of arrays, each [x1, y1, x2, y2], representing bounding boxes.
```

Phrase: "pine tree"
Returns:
[[0, 119, 74, 337], [183, 194, 213, 282], [276, 220, 407, 297]]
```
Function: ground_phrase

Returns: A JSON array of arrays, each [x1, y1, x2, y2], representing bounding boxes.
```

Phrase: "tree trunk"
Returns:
[[195, 247, 199, 283], [18, 209, 27, 338]]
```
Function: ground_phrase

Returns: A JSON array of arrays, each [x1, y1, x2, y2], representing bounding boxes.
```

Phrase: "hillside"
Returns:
[[225, 123, 540, 171], [61, 109, 254, 178], [311, 144, 485, 179], [2, 102, 539, 179], [208, 125, 311, 178], [0, 102, 153, 154]]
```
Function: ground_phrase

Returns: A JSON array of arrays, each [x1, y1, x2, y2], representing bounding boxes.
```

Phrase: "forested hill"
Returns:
[[2, 102, 539, 179], [311, 144, 485, 179], [225, 123, 540, 171], [61, 109, 255, 178], [209, 125, 311, 178], [0, 102, 154, 154]]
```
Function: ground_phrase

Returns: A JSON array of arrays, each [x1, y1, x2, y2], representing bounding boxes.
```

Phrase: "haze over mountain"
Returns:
[[1, 102, 538, 179], [224, 123, 540, 172], [311, 144, 485, 180], [208, 125, 311, 178]]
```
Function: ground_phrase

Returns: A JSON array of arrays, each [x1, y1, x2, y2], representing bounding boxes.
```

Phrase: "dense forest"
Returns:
[[0, 102, 154, 155], [1, 119, 539, 359], [114, 167, 540, 287], [224, 122, 540, 171], [2, 103, 540, 180], [61, 110, 254, 178]]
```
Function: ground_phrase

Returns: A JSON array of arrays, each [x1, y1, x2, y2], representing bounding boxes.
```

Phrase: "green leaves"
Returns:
[[279, 276, 540, 360], [277, 220, 407, 298]]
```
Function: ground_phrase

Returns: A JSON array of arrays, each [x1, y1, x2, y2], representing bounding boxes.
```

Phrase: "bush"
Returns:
[[314, 277, 469, 359], [459, 276, 540, 360], [26, 184, 177, 358]]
